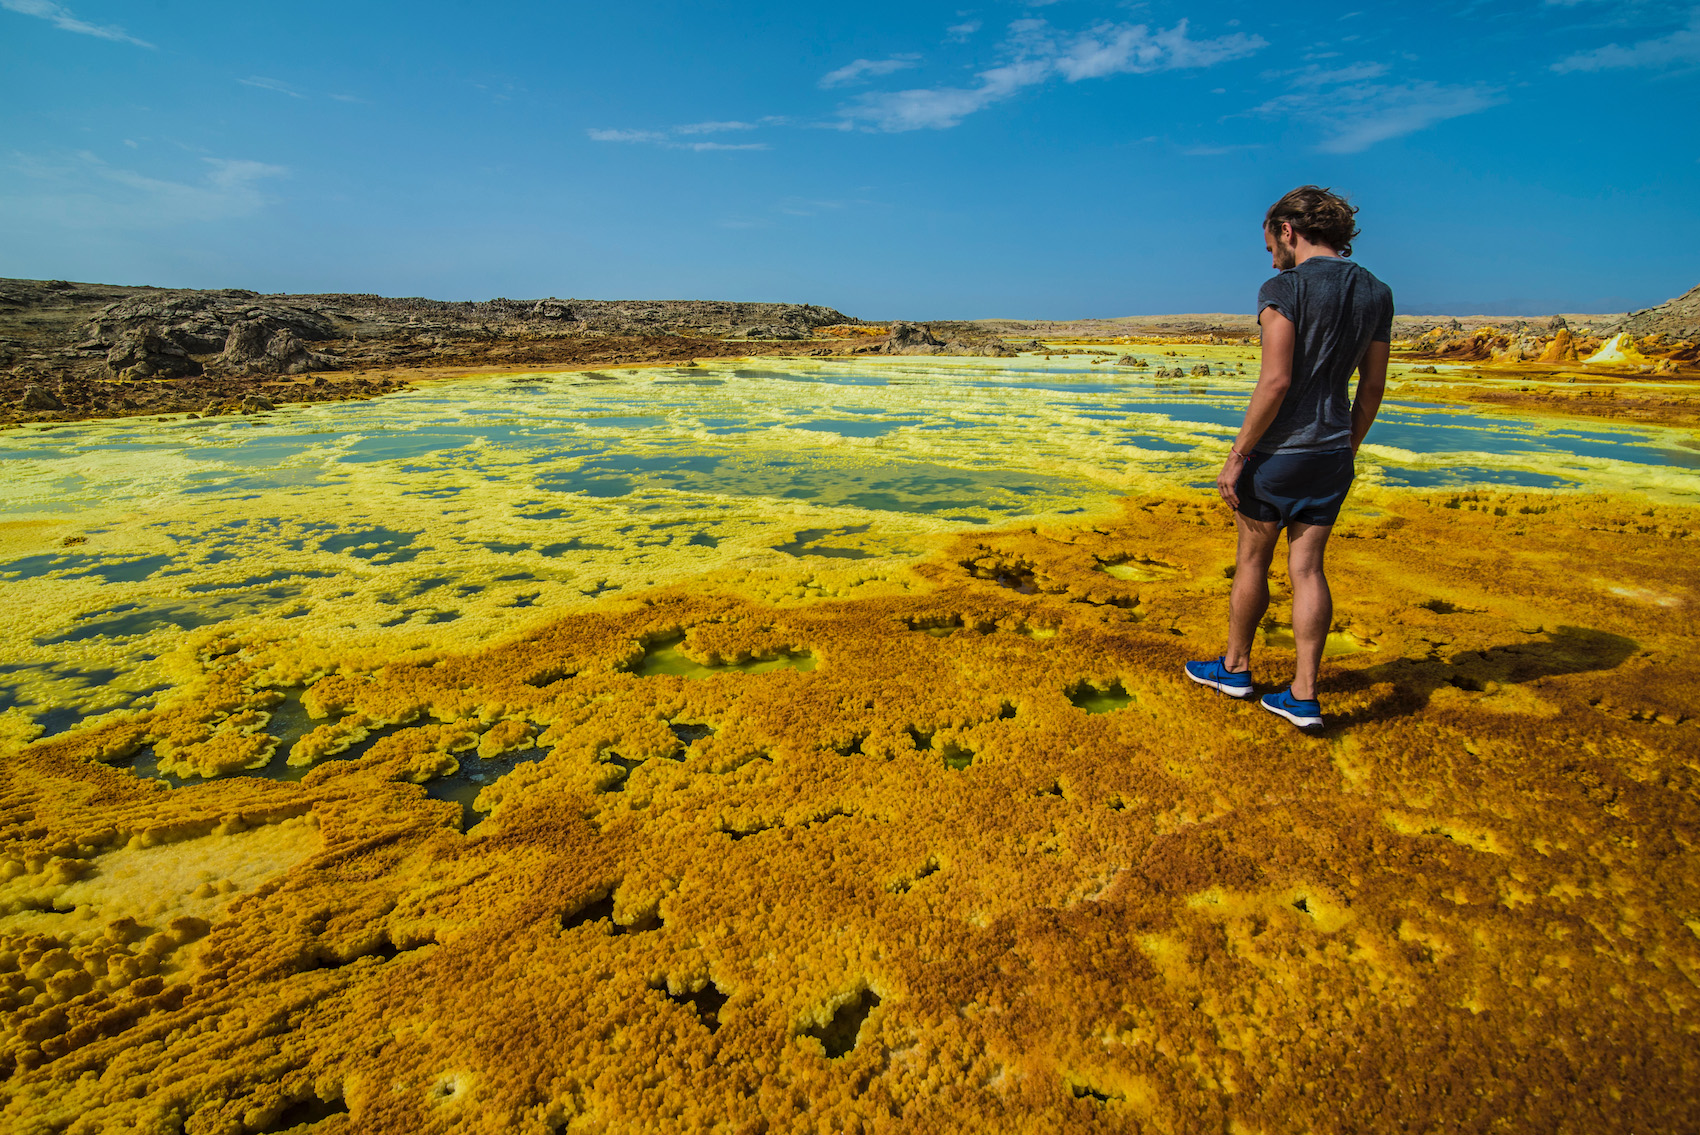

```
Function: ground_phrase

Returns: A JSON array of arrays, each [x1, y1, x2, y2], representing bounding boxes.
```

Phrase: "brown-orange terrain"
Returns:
[[1383, 290, 1700, 428], [3, 487, 1696, 1134]]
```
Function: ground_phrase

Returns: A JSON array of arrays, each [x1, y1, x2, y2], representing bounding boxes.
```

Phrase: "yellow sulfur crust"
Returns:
[[0, 486, 1696, 1132]]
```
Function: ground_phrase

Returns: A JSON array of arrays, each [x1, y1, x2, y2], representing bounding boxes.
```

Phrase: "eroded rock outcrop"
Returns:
[[84, 294, 339, 379], [220, 321, 339, 375], [879, 322, 1017, 357], [881, 322, 948, 354], [105, 332, 202, 380], [1612, 281, 1700, 342], [15, 384, 64, 411]]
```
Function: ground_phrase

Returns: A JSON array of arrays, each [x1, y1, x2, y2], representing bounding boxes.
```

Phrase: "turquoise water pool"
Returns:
[[3, 356, 1693, 522], [2, 353, 1694, 741]]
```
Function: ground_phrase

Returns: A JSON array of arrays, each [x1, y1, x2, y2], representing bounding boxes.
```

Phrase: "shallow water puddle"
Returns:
[[0, 816, 323, 942], [319, 526, 423, 563], [1258, 624, 1376, 656], [774, 525, 880, 560], [1096, 558, 1179, 582], [2, 552, 177, 583], [113, 704, 555, 832], [37, 590, 309, 646], [635, 639, 818, 679], [425, 747, 550, 831], [1071, 682, 1135, 714], [1382, 466, 1578, 490]]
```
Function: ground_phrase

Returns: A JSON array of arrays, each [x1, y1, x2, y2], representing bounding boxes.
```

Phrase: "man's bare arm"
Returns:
[[1350, 340, 1389, 453], [1217, 306, 1295, 509]]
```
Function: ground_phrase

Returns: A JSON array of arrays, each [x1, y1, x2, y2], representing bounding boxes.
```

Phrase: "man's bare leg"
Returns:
[[1285, 520, 1334, 700], [1224, 513, 1281, 673]]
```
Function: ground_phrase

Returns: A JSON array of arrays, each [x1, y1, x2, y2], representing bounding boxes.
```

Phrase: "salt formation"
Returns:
[[1, 484, 1696, 1133], [1583, 332, 1649, 367]]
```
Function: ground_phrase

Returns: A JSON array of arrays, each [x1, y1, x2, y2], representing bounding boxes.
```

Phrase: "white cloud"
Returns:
[[841, 56, 1053, 131], [240, 76, 305, 98], [819, 56, 922, 89], [1285, 61, 1389, 87], [1255, 80, 1505, 153], [946, 19, 982, 42], [779, 197, 849, 216], [672, 120, 758, 134], [1552, 6, 1700, 71], [1182, 142, 1266, 156], [0, 0, 151, 46], [587, 127, 768, 152], [1055, 19, 1266, 81], [587, 129, 669, 143], [201, 158, 288, 193], [239, 77, 369, 102], [838, 18, 1266, 132], [2, 150, 287, 228], [92, 156, 287, 217], [681, 142, 769, 151]]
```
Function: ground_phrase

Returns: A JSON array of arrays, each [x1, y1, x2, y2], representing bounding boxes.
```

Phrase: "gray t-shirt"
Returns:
[[1255, 256, 1394, 454]]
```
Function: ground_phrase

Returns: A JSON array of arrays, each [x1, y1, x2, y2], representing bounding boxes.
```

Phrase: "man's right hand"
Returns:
[[1350, 340, 1389, 456], [1217, 451, 1246, 509]]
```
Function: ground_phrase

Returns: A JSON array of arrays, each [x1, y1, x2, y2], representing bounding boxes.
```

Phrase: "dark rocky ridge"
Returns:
[[0, 279, 857, 378], [1613, 283, 1700, 342], [0, 279, 864, 426]]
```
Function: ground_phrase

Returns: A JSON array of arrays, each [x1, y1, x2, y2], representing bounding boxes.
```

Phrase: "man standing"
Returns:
[[1184, 185, 1393, 732]]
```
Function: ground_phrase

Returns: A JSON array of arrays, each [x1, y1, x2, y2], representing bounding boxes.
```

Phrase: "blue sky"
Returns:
[[2, 1, 1697, 317]]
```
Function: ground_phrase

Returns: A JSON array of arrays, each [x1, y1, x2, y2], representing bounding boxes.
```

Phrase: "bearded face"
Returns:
[[1265, 223, 1299, 270]]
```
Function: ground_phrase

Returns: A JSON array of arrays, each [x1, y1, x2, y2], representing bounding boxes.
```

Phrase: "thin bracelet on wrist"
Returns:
[[1230, 447, 1249, 460]]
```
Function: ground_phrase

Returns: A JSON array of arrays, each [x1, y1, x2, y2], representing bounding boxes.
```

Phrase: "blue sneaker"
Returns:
[[1261, 687, 1324, 732], [1184, 657, 1254, 699]]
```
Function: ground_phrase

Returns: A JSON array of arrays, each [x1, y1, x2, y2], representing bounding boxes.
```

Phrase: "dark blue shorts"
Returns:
[[1235, 447, 1354, 528]]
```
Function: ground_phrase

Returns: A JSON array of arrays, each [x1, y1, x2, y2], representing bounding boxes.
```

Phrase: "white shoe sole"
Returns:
[[1185, 669, 1254, 699], [1261, 699, 1324, 730]]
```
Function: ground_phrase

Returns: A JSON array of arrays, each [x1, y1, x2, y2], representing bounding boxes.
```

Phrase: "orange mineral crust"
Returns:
[[2, 490, 1697, 1133]]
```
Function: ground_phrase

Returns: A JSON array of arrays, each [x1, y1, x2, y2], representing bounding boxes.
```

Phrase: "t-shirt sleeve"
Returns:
[[1257, 273, 1296, 325], [1372, 285, 1394, 343]]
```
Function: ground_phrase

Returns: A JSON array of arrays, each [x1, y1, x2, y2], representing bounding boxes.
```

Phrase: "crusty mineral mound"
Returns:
[[1, 491, 1696, 1133]]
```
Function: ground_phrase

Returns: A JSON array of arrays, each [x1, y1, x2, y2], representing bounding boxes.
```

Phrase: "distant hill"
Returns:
[[0, 278, 862, 425], [1613, 283, 1700, 341], [1399, 301, 1634, 319]]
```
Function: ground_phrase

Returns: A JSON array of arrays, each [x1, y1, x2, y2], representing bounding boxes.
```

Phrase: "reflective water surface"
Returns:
[[3, 351, 1694, 745]]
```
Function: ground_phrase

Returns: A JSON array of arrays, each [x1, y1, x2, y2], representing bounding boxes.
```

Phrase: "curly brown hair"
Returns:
[[1265, 185, 1360, 257]]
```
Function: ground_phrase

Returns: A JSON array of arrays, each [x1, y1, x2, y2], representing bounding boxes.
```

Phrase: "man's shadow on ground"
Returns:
[[1327, 625, 1638, 729]]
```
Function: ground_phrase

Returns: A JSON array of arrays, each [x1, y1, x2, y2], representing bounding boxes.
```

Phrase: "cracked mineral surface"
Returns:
[[1, 352, 1697, 1133]]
